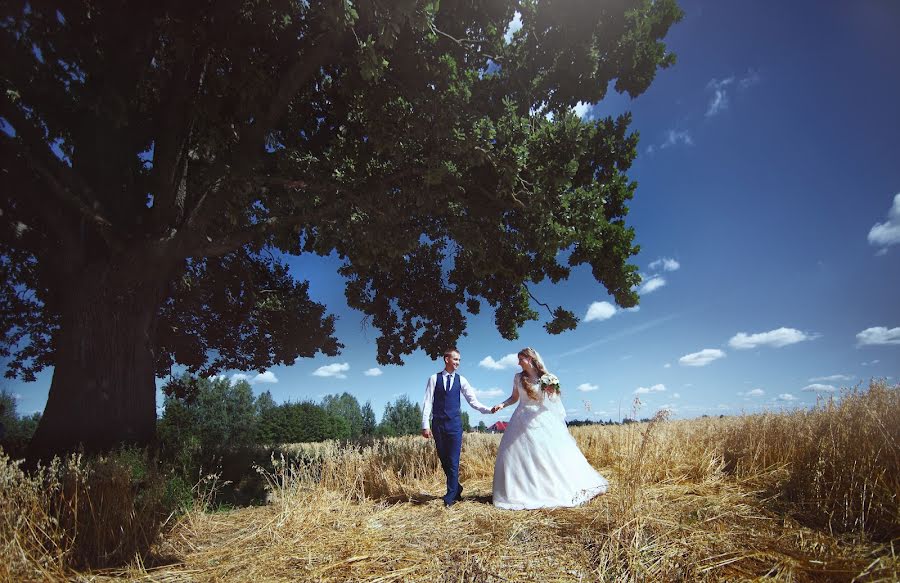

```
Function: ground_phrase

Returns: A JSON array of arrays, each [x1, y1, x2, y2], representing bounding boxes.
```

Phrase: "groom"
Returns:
[[421, 348, 493, 507]]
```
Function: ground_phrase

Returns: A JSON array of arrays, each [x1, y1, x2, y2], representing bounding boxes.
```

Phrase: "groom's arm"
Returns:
[[459, 376, 493, 414], [421, 375, 435, 438]]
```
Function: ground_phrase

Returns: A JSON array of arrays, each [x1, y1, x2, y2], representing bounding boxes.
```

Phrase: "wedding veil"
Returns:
[[530, 349, 567, 422]]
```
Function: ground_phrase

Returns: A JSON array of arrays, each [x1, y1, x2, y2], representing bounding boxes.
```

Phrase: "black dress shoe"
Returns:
[[455, 485, 464, 501]]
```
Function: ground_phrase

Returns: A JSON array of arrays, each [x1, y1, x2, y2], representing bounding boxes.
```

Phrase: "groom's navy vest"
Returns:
[[431, 373, 462, 433]]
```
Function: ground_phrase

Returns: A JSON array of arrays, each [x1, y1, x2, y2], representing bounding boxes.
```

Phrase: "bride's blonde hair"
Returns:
[[519, 347, 549, 400]]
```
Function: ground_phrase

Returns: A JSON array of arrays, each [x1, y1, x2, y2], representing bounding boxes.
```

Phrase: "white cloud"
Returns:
[[577, 383, 600, 392], [663, 363, 671, 368], [479, 353, 520, 370], [739, 69, 761, 89], [679, 349, 726, 367], [475, 387, 504, 399], [504, 11, 522, 44], [661, 129, 693, 149], [230, 373, 251, 384], [313, 362, 350, 379], [808, 374, 852, 383], [634, 383, 666, 394], [802, 384, 837, 393], [585, 301, 617, 322], [639, 276, 666, 294], [253, 371, 278, 384], [672, 393, 681, 399], [649, 258, 680, 272], [861, 359, 880, 366], [706, 77, 733, 116], [867, 193, 900, 251], [706, 71, 759, 117], [728, 327, 813, 349], [856, 326, 900, 346], [573, 101, 592, 119], [776, 393, 797, 402], [739, 388, 765, 397], [364, 368, 383, 377]]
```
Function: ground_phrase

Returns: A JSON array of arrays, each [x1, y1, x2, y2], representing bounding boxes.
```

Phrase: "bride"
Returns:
[[490, 348, 608, 510]]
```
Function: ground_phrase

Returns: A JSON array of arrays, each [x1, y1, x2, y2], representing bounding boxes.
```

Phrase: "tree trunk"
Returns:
[[28, 255, 171, 460]]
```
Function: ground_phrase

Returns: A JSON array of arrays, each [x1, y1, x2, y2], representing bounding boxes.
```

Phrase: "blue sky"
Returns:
[[7, 0, 900, 427]]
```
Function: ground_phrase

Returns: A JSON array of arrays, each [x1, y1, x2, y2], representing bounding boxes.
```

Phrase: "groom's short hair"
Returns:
[[443, 348, 459, 358]]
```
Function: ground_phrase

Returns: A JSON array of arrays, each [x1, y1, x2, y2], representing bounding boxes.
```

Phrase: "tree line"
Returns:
[[158, 374, 434, 449]]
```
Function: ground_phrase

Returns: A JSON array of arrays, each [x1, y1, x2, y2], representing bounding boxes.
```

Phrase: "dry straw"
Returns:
[[2, 380, 898, 581]]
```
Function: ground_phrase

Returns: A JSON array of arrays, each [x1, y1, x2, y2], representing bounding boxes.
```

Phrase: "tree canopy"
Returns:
[[0, 0, 682, 455]]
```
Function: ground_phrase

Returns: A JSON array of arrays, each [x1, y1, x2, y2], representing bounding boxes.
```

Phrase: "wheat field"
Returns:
[[3, 381, 898, 581]]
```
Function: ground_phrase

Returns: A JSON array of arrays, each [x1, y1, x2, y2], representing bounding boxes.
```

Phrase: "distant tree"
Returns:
[[379, 395, 422, 436], [255, 390, 277, 417], [259, 400, 350, 443], [0, 390, 12, 441], [360, 401, 377, 438], [476, 420, 487, 433], [461, 410, 471, 432], [321, 392, 364, 439], [2, 1, 683, 457], [1, 390, 41, 455], [158, 375, 257, 457]]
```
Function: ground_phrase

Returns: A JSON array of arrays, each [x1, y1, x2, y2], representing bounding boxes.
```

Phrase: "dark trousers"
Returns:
[[433, 425, 463, 504]]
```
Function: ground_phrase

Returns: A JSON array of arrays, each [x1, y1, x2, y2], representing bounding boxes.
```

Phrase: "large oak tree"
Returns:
[[0, 0, 682, 458]]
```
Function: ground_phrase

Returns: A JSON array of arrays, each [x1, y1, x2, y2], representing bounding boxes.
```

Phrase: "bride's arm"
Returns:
[[491, 374, 520, 413]]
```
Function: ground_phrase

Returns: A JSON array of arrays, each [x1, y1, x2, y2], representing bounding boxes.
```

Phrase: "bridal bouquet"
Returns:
[[539, 373, 561, 395]]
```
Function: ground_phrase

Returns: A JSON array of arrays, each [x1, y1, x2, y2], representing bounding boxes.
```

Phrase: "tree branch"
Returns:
[[189, 214, 309, 259], [0, 98, 122, 251], [526, 286, 555, 318], [183, 39, 337, 232], [430, 24, 503, 63], [151, 44, 208, 233]]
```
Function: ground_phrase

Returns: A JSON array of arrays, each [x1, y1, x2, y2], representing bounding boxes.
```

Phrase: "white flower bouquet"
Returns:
[[539, 373, 561, 395]]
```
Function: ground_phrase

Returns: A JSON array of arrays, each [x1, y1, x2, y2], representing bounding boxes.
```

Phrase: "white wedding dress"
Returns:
[[492, 373, 608, 510]]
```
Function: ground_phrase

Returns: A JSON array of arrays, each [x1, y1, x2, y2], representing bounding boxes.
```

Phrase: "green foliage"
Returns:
[[158, 375, 259, 475], [0, 0, 683, 451], [361, 401, 377, 437], [378, 395, 422, 437], [461, 410, 471, 432], [259, 400, 352, 444], [0, 390, 40, 456], [321, 392, 365, 439]]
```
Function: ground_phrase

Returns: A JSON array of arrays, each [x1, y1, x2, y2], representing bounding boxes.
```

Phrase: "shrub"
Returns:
[[0, 447, 176, 579]]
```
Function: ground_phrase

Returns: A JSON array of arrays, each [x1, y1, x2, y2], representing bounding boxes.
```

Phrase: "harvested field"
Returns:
[[3, 381, 898, 581]]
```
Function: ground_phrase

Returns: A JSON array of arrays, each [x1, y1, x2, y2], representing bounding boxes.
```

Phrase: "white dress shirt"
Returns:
[[422, 371, 492, 430]]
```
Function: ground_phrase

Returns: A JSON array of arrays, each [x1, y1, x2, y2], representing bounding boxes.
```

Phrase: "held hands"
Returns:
[[422, 428, 432, 439], [491, 404, 503, 413]]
